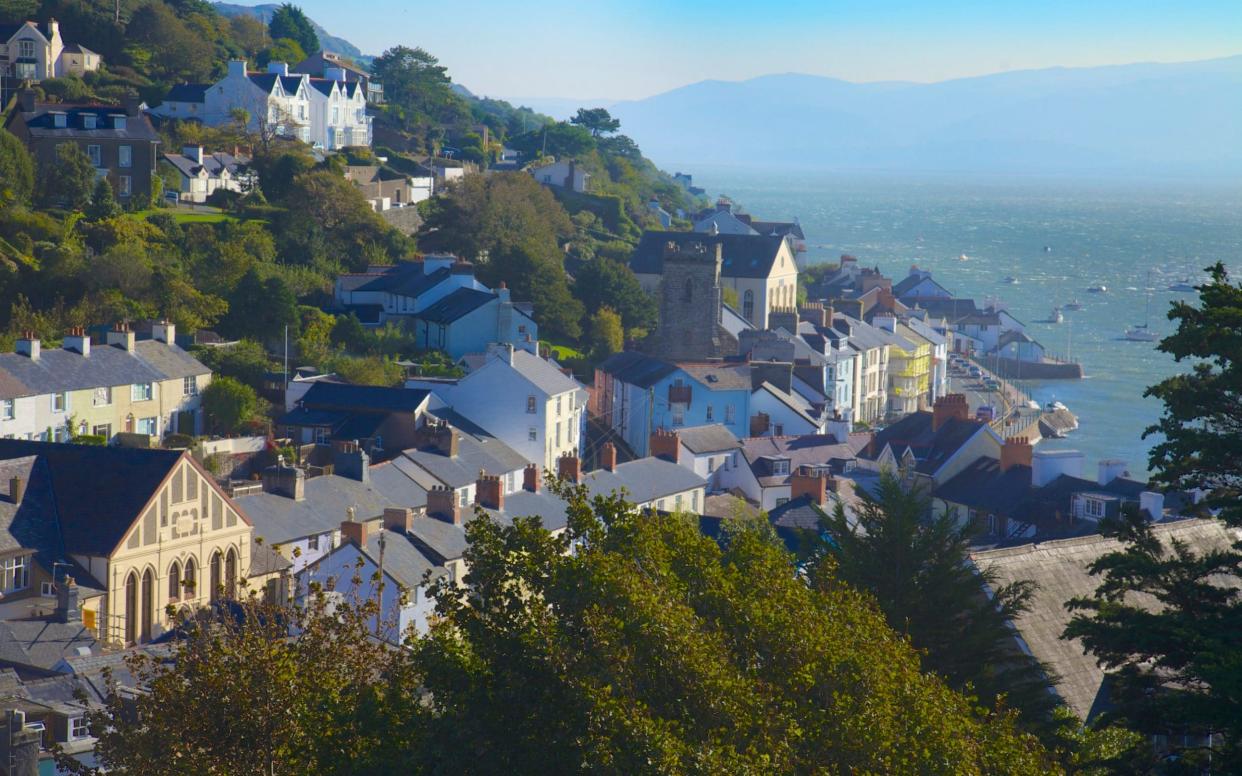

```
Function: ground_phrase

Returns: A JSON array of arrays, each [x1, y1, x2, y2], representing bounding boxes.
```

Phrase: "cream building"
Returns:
[[0, 19, 100, 82], [630, 231, 800, 329], [0, 441, 253, 646]]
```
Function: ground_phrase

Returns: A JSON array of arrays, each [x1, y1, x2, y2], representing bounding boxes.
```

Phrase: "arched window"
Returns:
[[168, 561, 181, 601], [225, 548, 238, 598], [742, 290, 755, 323], [184, 557, 196, 598], [124, 572, 138, 645], [210, 551, 222, 602], [682, 278, 693, 303], [140, 570, 154, 642]]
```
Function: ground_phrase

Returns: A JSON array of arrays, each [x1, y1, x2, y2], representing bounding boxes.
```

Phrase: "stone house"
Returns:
[[0, 440, 253, 646], [5, 92, 158, 203]]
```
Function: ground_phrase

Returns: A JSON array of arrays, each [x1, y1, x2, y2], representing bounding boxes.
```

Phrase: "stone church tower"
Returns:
[[643, 239, 738, 361]]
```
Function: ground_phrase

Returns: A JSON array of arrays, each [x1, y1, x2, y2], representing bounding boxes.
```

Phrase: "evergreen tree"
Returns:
[[810, 474, 1063, 735], [268, 4, 319, 58], [587, 306, 624, 360], [86, 177, 121, 221], [570, 107, 621, 137]]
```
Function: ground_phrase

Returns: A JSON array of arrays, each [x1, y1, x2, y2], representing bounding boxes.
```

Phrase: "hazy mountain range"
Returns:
[[598, 56, 1242, 176]]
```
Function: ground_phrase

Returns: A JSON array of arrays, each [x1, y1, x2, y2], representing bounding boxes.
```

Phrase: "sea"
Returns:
[[688, 168, 1242, 477]]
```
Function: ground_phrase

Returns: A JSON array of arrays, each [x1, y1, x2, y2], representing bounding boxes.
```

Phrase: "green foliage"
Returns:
[[38, 75, 93, 103], [219, 268, 299, 342], [126, 1, 216, 82], [295, 305, 335, 367], [587, 306, 624, 361], [201, 376, 260, 434], [268, 4, 319, 60], [570, 107, 621, 137], [37, 143, 96, 211], [86, 177, 122, 221], [326, 354, 404, 387], [371, 46, 465, 136], [192, 340, 273, 391], [811, 474, 1063, 737], [259, 37, 306, 69], [573, 256, 656, 335], [488, 243, 582, 340], [0, 129, 34, 208]]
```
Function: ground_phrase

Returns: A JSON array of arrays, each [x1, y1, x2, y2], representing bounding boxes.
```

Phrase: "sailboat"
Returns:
[[1063, 299, 1083, 311], [1123, 284, 1158, 342]]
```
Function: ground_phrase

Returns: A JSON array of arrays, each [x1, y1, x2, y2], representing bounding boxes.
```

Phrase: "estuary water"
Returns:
[[689, 168, 1242, 475]]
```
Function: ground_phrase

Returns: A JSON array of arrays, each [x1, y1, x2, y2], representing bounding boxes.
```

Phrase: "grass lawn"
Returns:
[[546, 343, 585, 360], [134, 208, 237, 224]]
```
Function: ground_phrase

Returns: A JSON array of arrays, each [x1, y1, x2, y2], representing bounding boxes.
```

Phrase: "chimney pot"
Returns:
[[649, 429, 680, 463], [15, 333, 39, 360], [556, 454, 581, 483], [8, 476, 24, 504], [523, 463, 541, 492], [600, 442, 617, 471], [475, 472, 504, 511]]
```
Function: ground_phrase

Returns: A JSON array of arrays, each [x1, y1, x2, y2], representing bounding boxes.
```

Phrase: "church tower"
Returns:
[[643, 239, 738, 361]]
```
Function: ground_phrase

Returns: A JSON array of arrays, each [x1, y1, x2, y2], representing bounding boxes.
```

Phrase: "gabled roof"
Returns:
[[676, 362, 752, 392], [418, 288, 496, 324], [10, 104, 159, 141], [361, 529, 444, 590], [162, 150, 248, 179], [676, 424, 742, 455], [630, 231, 789, 280], [867, 412, 991, 476], [356, 265, 452, 297], [748, 220, 805, 240], [0, 620, 98, 672], [597, 351, 676, 389], [583, 458, 706, 506], [163, 83, 208, 103], [62, 43, 95, 55], [398, 426, 528, 490], [754, 381, 822, 428], [740, 434, 863, 486], [480, 349, 582, 397], [299, 382, 431, 414], [0, 21, 50, 42], [933, 457, 1034, 517]]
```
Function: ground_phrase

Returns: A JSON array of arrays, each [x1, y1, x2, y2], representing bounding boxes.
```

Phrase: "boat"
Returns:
[[958, 254, 970, 261], [1043, 246, 1053, 253], [1063, 299, 1083, 311], [1002, 276, 1018, 285], [1123, 288, 1159, 342], [1050, 307, 1063, 323], [1169, 280, 1197, 293], [1087, 285, 1108, 293]]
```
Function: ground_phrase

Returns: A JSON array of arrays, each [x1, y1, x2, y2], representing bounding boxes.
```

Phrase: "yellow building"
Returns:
[[884, 321, 933, 417], [0, 440, 254, 646]]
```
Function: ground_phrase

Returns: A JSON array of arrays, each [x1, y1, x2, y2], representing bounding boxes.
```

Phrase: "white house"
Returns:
[[664, 424, 743, 493], [307, 75, 371, 149], [0, 20, 100, 82], [162, 145, 252, 203], [407, 345, 587, 472], [150, 60, 312, 144], [529, 159, 589, 192]]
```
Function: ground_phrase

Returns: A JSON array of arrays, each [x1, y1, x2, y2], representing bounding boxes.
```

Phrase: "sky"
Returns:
[[284, 0, 1242, 101]]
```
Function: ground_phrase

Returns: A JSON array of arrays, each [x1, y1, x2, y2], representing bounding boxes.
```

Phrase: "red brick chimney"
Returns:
[[557, 454, 581, 483], [383, 507, 413, 533], [600, 442, 617, 471], [749, 412, 770, 437], [523, 463, 541, 492], [340, 517, 372, 547], [475, 472, 504, 510], [931, 394, 970, 431], [789, 465, 828, 505], [1000, 437, 1034, 473], [427, 485, 461, 524], [650, 429, 680, 463]]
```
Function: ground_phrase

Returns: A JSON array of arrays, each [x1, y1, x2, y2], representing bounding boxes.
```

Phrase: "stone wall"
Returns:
[[379, 205, 423, 235]]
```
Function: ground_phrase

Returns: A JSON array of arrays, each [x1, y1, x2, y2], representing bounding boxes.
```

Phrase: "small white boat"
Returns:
[[959, 254, 970, 261], [1063, 299, 1083, 311], [1169, 280, 1197, 293], [1087, 285, 1108, 293], [1123, 325, 1159, 342], [1002, 276, 1019, 285]]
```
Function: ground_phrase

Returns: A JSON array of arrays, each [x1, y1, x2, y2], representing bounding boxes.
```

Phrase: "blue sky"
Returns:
[[286, 0, 1242, 100]]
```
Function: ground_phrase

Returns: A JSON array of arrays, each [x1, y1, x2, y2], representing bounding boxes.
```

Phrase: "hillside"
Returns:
[[608, 56, 1242, 176], [212, 2, 368, 63]]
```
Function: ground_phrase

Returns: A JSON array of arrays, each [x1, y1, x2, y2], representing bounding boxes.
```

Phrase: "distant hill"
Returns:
[[608, 56, 1242, 176], [212, 2, 370, 65]]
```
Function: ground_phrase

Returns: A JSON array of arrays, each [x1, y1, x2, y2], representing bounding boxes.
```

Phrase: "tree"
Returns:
[[487, 243, 582, 341], [417, 171, 572, 262], [413, 484, 1054, 773], [192, 339, 271, 390], [587, 306, 624, 360], [296, 305, 335, 367], [200, 376, 259, 434], [37, 143, 96, 210], [570, 107, 621, 137], [811, 474, 1062, 736], [573, 257, 656, 335], [228, 14, 268, 57], [0, 128, 35, 207], [370, 46, 463, 134], [326, 354, 403, 387], [259, 37, 306, 69], [1059, 267, 1242, 770], [268, 3, 318, 58], [85, 177, 121, 221], [219, 268, 299, 342]]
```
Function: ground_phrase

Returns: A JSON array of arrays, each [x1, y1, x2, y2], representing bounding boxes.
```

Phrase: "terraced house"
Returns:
[[0, 324, 209, 443]]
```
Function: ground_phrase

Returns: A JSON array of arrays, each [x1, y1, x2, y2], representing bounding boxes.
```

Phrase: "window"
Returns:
[[743, 290, 755, 322], [52, 392, 67, 413], [83, 114, 97, 129], [1, 555, 28, 593], [556, 396, 562, 417], [692, 491, 699, 511], [132, 383, 153, 401], [672, 407, 684, 426], [724, 405, 735, 423], [1084, 498, 1106, 518], [307, 534, 321, 551], [776, 497, 789, 507], [458, 489, 468, 507], [91, 423, 111, 439], [119, 176, 131, 196], [987, 514, 998, 535], [771, 459, 790, 476], [70, 717, 89, 740], [528, 427, 537, 441], [86, 144, 101, 167], [18, 40, 34, 58], [675, 494, 683, 510], [332, 106, 339, 124], [555, 421, 561, 446], [137, 417, 157, 435], [93, 386, 112, 406], [41, 581, 54, 596], [168, 561, 181, 600], [183, 376, 197, 396], [118, 145, 132, 168], [707, 457, 716, 474], [1, 399, 12, 420], [113, 116, 126, 130], [526, 395, 537, 414], [705, 404, 714, 421]]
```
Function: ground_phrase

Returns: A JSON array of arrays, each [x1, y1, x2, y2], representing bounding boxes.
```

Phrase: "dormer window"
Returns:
[[113, 115, 126, 131], [83, 114, 97, 129], [770, 458, 791, 476], [53, 113, 67, 128]]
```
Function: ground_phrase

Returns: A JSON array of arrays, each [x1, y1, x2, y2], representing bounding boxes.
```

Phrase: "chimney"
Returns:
[[339, 516, 372, 547], [419, 421, 458, 457], [768, 307, 798, 333], [556, 453, 581, 483], [18, 89, 35, 113], [1098, 459, 1129, 487], [262, 462, 305, 500], [451, 260, 474, 276], [152, 320, 176, 345], [47, 18, 59, 41], [873, 314, 896, 334], [649, 429, 680, 464], [799, 303, 830, 329], [496, 281, 510, 303], [750, 361, 793, 394], [332, 440, 370, 483], [14, 333, 39, 360], [123, 94, 141, 117], [790, 466, 828, 505], [475, 472, 504, 511], [383, 507, 413, 533], [931, 394, 970, 431], [427, 485, 461, 524], [749, 412, 770, 437], [106, 322, 135, 352], [54, 576, 80, 624], [267, 61, 289, 75], [1000, 437, 1033, 473], [227, 59, 248, 79], [2, 708, 40, 776], [62, 327, 90, 356], [523, 463, 540, 492], [182, 146, 204, 165], [8, 477, 24, 504], [487, 341, 515, 365], [600, 442, 617, 471]]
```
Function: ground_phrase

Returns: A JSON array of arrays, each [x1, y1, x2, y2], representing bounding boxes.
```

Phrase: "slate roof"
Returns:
[[162, 150, 247, 179], [0, 440, 187, 557], [0, 340, 208, 400], [356, 265, 451, 297], [676, 362, 753, 392], [583, 458, 706, 506], [630, 231, 788, 280], [406, 515, 468, 563], [418, 288, 496, 324], [597, 351, 676, 389], [0, 620, 99, 671], [62, 43, 95, 55], [973, 519, 1241, 722], [362, 529, 444, 590], [866, 412, 990, 476], [741, 434, 862, 486], [163, 83, 208, 103], [909, 297, 979, 322], [299, 382, 430, 414], [12, 104, 159, 141], [498, 489, 572, 532], [767, 495, 830, 534], [676, 424, 742, 455], [0, 21, 52, 41], [754, 381, 822, 428], [399, 427, 528, 489], [933, 457, 1035, 517], [501, 349, 582, 397], [248, 536, 292, 577], [749, 220, 805, 240]]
